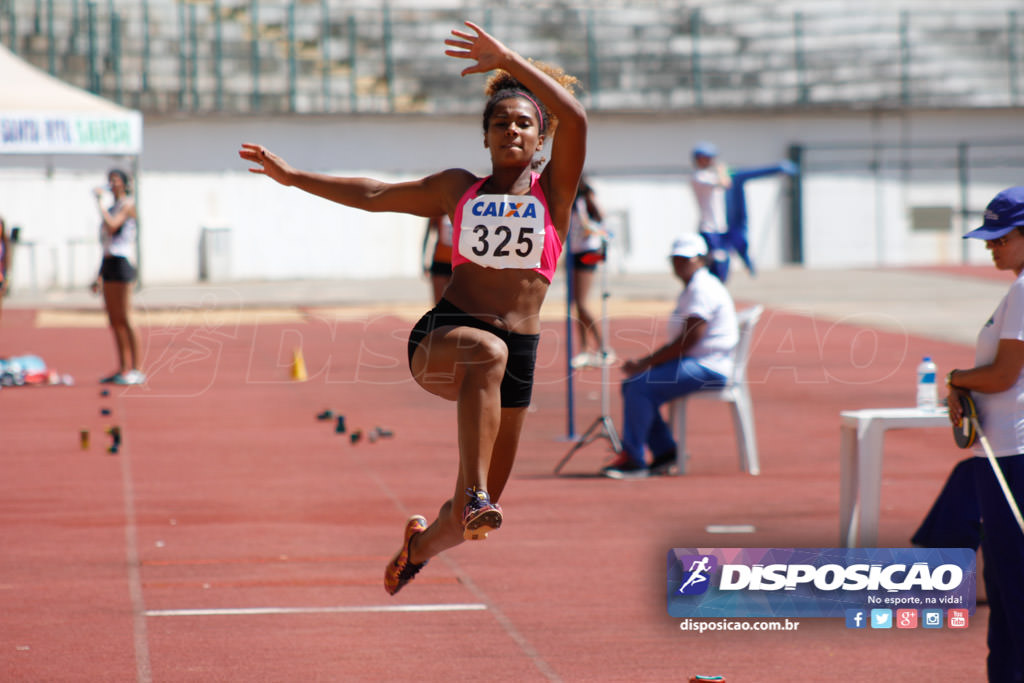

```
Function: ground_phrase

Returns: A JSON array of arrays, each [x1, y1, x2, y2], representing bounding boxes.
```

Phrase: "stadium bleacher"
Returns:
[[2, 0, 1023, 116]]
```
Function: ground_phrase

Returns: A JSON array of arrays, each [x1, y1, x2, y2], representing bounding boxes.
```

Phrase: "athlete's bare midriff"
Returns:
[[442, 262, 550, 335]]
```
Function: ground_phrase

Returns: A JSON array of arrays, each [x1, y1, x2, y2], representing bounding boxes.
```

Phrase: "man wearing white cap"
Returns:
[[604, 234, 738, 478]]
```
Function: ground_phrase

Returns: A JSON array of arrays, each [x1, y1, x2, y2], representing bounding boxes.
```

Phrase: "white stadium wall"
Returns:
[[0, 108, 1019, 290]]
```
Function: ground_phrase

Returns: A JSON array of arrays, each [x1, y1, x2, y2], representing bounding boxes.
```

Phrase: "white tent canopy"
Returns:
[[0, 43, 142, 155], [0, 43, 143, 292]]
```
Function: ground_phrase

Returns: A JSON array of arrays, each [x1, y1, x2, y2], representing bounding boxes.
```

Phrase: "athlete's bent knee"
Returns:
[[458, 336, 507, 377]]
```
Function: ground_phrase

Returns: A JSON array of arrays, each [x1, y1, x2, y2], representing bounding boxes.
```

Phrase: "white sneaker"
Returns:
[[596, 349, 618, 366], [570, 352, 596, 369], [115, 369, 146, 385]]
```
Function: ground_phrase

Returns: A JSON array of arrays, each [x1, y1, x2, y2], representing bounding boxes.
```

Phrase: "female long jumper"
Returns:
[[239, 21, 587, 595]]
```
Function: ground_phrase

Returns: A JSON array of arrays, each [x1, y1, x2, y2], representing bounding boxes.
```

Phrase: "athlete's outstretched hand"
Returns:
[[239, 143, 295, 186], [444, 21, 510, 77]]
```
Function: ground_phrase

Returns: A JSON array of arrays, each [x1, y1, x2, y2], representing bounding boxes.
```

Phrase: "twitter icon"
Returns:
[[870, 609, 893, 629]]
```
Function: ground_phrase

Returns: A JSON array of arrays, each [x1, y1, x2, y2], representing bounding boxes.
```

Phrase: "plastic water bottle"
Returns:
[[916, 357, 938, 410]]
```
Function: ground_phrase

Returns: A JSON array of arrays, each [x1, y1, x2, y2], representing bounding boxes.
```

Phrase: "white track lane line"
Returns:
[[117, 403, 153, 683], [147, 603, 487, 617], [363, 467, 562, 682]]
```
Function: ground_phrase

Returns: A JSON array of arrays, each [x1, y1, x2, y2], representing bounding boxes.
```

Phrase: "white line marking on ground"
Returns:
[[365, 469, 562, 682], [117, 404, 153, 683], [146, 603, 487, 617]]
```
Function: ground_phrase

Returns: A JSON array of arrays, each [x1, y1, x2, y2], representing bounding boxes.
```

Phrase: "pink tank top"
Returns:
[[451, 172, 562, 283]]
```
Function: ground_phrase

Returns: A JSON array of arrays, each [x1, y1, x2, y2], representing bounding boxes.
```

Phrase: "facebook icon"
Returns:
[[845, 609, 867, 629]]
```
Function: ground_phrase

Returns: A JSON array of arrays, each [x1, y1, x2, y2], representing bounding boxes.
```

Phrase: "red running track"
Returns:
[[0, 301, 987, 681]]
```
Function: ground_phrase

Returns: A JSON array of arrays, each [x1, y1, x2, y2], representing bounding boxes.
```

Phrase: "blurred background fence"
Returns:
[[1, 0, 1023, 116]]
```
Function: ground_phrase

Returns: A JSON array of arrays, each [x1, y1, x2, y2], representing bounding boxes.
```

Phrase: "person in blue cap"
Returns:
[[690, 142, 733, 280], [945, 186, 1024, 682], [690, 142, 731, 235], [692, 143, 798, 282]]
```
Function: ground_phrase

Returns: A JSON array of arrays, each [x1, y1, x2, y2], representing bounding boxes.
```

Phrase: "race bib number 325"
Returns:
[[458, 194, 546, 270]]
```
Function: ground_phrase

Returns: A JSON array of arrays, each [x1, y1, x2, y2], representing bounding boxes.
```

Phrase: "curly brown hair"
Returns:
[[482, 60, 579, 138]]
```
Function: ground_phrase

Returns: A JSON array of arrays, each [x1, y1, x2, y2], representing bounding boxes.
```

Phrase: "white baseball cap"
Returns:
[[670, 234, 709, 259]]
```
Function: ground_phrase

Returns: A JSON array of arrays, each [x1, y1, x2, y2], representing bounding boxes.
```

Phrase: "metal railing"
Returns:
[[789, 137, 1024, 264], [1, 1, 1022, 115]]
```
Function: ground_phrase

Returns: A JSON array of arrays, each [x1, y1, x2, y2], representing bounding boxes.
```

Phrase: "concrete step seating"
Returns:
[[1, 0, 1022, 114]]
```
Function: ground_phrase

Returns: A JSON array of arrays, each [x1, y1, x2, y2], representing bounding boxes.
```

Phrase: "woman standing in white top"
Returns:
[[92, 169, 144, 385], [947, 186, 1024, 682]]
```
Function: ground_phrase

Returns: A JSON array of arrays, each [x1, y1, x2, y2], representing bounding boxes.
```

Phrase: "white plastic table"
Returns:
[[839, 407, 950, 547]]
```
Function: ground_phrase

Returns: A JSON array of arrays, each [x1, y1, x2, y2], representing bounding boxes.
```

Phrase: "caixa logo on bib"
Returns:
[[666, 548, 976, 619]]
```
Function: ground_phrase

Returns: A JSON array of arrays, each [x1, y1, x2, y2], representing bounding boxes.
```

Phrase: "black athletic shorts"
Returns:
[[99, 255, 136, 283], [429, 259, 453, 277], [572, 249, 604, 271], [407, 298, 540, 408]]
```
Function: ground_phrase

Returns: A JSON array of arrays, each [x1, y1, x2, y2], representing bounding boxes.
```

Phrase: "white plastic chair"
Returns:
[[669, 304, 764, 475]]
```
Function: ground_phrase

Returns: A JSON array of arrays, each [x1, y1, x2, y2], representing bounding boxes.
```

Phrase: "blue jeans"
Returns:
[[619, 358, 727, 466]]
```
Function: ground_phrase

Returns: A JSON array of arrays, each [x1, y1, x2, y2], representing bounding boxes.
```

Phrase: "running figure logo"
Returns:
[[677, 554, 718, 595]]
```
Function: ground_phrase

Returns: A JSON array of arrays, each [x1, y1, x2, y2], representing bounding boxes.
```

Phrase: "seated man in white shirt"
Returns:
[[604, 234, 738, 479]]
